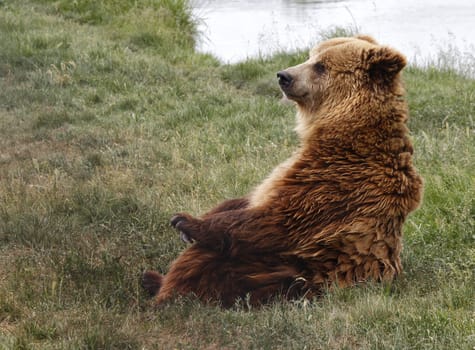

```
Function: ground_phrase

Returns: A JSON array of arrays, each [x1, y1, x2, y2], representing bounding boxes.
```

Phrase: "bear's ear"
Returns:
[[366, 46, 407, 80]]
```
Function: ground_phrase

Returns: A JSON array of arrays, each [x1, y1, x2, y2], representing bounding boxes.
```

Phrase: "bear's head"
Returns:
[[277, 35, 407, 136]]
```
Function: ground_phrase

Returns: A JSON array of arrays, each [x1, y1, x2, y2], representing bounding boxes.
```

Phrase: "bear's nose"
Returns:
[[277, 71, 293, 88]]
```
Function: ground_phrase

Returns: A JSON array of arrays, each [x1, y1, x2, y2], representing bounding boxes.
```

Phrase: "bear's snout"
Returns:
[[277, 71, 293, 89]]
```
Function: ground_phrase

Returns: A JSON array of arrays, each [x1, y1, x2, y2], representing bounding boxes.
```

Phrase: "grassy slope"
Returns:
[[0, 0, 474, 349]]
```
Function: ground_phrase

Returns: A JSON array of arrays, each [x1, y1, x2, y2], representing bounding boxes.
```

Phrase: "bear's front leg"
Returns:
[[171, 198, 249, 245], [171, 212, 233, 251], [170, 212, 202, 244], [171, 208, 289, 255]]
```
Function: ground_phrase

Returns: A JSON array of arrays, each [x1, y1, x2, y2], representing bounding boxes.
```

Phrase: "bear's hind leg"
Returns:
[[141, 270, 163, 296], [147, 245, 308, 307], [151, 246, 226, 306], [240, 264, 311, 305]]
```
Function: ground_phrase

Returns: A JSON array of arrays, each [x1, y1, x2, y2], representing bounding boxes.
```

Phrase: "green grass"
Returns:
[[0, 0, 474, 349]]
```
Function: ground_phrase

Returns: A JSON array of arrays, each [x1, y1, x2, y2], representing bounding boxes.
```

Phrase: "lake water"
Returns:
[[191, 0, 475, 67]]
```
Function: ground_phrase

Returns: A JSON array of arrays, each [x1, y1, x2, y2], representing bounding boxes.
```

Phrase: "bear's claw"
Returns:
[[180, 231, 194, 244], [171, 213, 196, 244], [170, 214, 185, 228]]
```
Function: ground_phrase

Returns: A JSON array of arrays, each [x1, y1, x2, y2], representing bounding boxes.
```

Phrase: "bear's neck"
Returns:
[[296, 92, 409, 147]]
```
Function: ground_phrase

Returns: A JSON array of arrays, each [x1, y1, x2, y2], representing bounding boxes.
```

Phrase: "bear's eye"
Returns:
[[314, 62, 326, 74]]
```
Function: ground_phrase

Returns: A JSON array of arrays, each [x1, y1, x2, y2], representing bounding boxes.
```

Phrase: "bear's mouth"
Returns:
[[282, 90, 308, 101]]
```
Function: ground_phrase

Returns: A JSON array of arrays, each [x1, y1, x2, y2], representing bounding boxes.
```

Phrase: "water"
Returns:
[[191, 0, 475, 67]]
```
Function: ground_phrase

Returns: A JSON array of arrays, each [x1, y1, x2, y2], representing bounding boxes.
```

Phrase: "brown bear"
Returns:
[[142, 35, 423, 307]]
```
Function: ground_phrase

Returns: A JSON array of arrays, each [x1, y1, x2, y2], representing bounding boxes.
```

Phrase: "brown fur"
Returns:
[[142, 35, 423, 307]]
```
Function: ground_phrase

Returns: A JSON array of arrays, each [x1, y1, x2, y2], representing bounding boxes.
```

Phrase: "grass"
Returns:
[[0, 0, 474, 349]]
